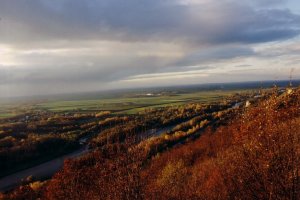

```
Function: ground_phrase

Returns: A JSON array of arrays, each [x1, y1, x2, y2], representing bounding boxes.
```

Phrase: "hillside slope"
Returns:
[[2, 88, 300, 200]]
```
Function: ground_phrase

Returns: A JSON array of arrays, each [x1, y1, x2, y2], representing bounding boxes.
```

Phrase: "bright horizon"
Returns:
[[1, 0, 300, 97]]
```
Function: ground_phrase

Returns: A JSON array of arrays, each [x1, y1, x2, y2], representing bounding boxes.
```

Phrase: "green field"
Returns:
[[0, 113, 17, 119], [0, 105, 18, 119], [0, 89, 250, 118], [35, 90, 242, 114]]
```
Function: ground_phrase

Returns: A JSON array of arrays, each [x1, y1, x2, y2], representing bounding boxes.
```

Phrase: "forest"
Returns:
[[0, 87, 299, 200]]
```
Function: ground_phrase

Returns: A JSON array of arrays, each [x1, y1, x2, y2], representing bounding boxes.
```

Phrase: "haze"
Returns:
[[0, 0, 300, 97]]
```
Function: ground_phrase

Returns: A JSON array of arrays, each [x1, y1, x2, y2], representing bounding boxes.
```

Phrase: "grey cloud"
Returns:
[[0, 68, 12, 84], [174, 46, 256, 66], [249, 0, 286, 7], [234, 64, 253, 68], [0, 0, 300, 97], [0, 0, 299, 45], [0, 55, 167, 85]]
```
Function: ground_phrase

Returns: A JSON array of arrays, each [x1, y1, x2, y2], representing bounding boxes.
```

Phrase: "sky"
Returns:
[[0, 0, 300, 97]]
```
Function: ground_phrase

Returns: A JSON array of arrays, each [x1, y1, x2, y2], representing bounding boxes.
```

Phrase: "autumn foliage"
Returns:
[[2, 88, 300, 200]]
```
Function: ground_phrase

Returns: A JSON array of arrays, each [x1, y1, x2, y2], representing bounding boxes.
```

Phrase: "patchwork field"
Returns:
[[0, 89, 253, 119], [34, 90, 247, 115]]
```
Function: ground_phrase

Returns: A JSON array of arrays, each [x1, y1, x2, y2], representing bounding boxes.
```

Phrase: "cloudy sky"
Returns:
[[0, 0, 300, 97]]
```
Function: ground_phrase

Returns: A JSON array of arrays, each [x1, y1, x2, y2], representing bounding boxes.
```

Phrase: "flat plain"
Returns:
[[0, 89, 251, 118]]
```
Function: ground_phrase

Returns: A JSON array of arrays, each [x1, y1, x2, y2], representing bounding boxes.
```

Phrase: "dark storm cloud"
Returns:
[[0, 0, 299, 45]]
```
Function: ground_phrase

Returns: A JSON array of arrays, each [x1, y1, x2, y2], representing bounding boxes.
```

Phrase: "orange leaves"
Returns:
[[9, 87, 300, 200], [142, 87, 300, 199]]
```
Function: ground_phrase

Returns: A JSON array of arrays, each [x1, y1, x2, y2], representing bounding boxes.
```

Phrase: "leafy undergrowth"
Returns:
[[2, 88, 299, 200], [143, 88, 300, 200]]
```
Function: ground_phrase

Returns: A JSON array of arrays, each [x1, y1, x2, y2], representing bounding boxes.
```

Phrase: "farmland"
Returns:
[[0, 89, 252, 119]]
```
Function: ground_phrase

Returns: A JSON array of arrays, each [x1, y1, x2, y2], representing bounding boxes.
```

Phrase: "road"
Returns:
[[0, 146, 89, 192]]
